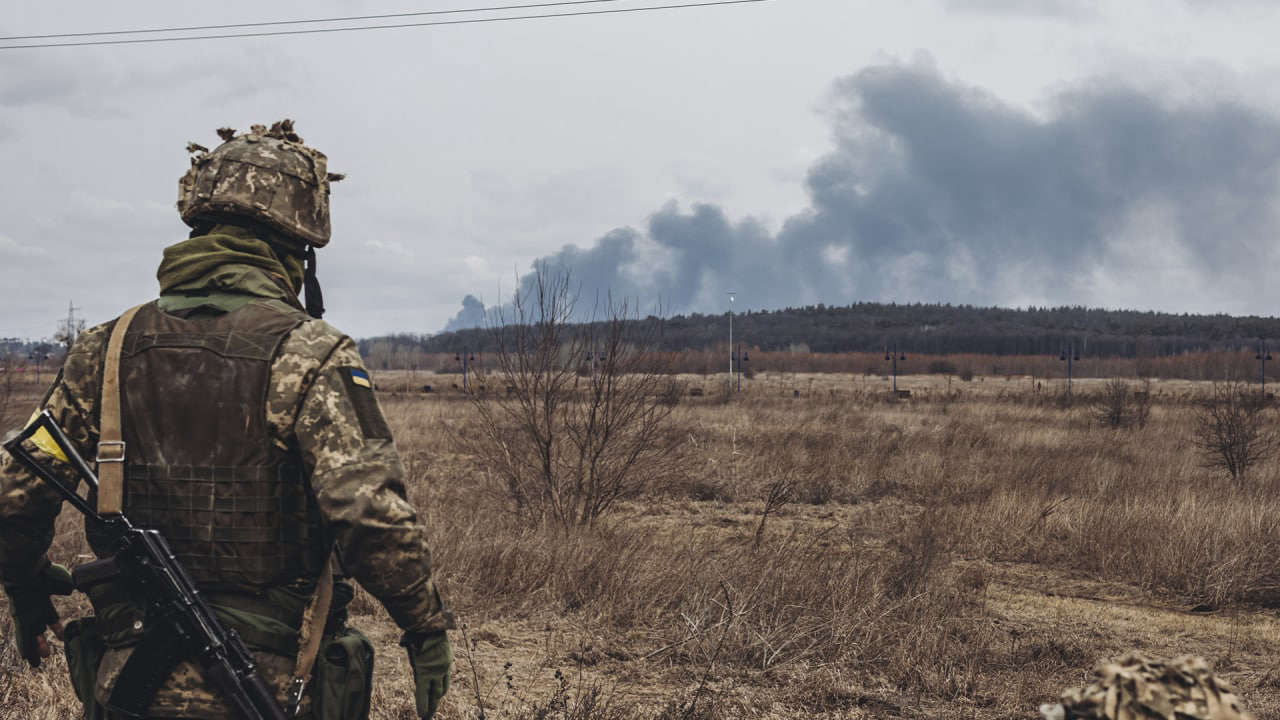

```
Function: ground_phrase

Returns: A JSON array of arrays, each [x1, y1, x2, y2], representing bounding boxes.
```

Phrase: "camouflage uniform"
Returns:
[[0, 122, 451, 719], [1040, 653, 1254, 720]]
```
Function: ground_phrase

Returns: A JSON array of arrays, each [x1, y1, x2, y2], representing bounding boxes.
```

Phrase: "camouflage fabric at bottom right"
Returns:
[[1040, 653, 1254, 720]]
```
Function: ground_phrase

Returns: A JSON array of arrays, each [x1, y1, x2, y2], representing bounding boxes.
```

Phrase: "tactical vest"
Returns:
[[87, 300, 325, 591]]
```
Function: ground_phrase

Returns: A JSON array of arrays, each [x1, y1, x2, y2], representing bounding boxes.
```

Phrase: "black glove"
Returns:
[[4, 560, 74, 668], [402, 630, 452, 718]]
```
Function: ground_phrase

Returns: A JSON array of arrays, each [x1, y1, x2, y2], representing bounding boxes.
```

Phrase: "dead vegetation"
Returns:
[[1193, 380, 1278, 483], [461, 269, 682, 529], [2, 371, 1280, 719]]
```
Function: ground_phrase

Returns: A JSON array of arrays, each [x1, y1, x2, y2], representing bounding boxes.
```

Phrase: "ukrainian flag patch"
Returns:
[[338, 366, 391, 439]]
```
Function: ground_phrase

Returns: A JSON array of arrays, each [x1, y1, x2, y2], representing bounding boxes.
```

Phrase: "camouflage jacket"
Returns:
[[0, 229, 450, 718]]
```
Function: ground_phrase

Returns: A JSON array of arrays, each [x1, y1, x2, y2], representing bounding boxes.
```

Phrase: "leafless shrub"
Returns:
[[465, 266, 682, 528], [1193, 380, 1278, 482], [753, 471, 794, 548], [1091, 378, 1146, 428]]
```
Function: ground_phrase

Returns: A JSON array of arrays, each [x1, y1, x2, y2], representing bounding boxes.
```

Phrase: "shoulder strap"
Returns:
[[97, 303, 146, 515], [287, 556, 334, 714]]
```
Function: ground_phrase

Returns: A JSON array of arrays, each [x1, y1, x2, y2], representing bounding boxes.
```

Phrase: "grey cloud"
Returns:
[[942, 0, 1098, 18], [445, 61, 1280, 329], [0, 39, 301, 120]]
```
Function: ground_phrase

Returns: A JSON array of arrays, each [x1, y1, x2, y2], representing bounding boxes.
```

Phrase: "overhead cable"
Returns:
[[0, 0, 770, 50], [0, 0, 628, 41]]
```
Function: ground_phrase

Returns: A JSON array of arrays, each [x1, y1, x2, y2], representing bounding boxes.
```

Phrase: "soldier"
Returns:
[[0, 120, 453, 719]]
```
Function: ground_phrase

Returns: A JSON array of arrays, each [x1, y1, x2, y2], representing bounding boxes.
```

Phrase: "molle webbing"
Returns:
[[124, 463, 319, 588]]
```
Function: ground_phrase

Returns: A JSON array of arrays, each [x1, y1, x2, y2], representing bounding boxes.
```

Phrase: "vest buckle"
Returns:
[[97, 440, 126, 464]]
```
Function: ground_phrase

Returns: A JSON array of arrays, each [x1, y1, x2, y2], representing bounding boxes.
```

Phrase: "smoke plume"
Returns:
[[445, 60, 1280, 330]]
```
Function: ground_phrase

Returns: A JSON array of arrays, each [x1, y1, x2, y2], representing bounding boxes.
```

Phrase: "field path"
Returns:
[[975, 559, 1280, 718]]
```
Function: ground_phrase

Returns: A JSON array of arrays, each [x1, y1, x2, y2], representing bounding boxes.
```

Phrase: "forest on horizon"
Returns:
[[364, 301, 1280, 360]]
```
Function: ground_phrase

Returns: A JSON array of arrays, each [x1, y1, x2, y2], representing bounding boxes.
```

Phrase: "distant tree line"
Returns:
[[363, 302, 1280, 363]]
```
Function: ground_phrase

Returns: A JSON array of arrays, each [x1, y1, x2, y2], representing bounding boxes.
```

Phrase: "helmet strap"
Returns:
[[304, 245, 325, 319]]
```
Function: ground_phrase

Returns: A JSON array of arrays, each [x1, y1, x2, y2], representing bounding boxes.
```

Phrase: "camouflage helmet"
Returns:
[[1040, 653, 1254, 720], [177, 119, 343, 249]]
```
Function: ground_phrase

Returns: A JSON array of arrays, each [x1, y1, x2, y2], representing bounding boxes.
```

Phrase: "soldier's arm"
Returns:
[[0, 326, 107, 585], [277, 329, 450, 634]]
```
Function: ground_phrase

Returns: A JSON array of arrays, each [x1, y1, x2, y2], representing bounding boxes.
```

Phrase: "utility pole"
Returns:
[[727, 292, 736, 393], [66, 301, 78, 343], [1059, 341, 1080, 398], [1257, 339, 1272, 399], [885, 343, 905, 395]]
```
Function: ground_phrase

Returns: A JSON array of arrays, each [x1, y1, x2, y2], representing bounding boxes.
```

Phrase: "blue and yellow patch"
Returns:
[[24, 410, 69, 463], [338, 366, 391, 439]]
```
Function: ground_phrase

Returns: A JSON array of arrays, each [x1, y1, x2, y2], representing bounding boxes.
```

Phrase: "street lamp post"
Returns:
[[1059, 342, 1080, 398], [735, 344, 749, 392], [728, 292, 736, 393], [1257, 339, 1272, 399], [885, 343, 905, 395], [28, 349, 48, 385], [454, 349, 476, 392], [588, 349, 607, 383]]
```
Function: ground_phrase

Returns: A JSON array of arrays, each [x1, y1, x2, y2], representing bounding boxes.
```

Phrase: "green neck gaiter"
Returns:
[[158, 225, 305, 297]]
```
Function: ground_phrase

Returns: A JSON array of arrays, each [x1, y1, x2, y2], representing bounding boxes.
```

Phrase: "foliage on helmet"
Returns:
[[1040, 653, 1254, 720], [177, 119, 344, 249]]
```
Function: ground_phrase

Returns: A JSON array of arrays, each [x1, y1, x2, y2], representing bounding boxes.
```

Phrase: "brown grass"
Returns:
[[3, 370, 1280, 718]]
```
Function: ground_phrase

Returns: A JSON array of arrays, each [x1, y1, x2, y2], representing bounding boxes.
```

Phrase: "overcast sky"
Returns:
[[3, 0, 1280, 338]]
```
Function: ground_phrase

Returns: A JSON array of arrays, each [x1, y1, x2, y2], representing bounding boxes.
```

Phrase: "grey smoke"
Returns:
[[444, 294, 488, 332], [445, 61, 1280, 330]]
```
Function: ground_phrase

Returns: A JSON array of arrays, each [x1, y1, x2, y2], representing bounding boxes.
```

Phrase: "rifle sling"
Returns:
[[98, 304, 146, 515], [290, 555, 333, 706]]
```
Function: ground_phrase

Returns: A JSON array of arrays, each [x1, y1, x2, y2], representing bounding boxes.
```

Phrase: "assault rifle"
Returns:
[[3, 410, 289, 720]]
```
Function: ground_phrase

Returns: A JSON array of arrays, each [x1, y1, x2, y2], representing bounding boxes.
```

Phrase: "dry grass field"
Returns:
[[3, 369, 1280, 719]]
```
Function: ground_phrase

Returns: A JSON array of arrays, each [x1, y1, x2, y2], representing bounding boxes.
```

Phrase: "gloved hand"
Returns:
[[5, 560, 74, 668], [402, 630, 452, 719]]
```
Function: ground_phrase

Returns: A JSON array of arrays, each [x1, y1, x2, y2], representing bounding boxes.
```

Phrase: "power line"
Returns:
[[0, 0, 770, 50], [0, 0, 628, 41]]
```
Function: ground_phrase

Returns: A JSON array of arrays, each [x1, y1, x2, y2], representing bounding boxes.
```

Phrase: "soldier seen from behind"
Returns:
[[0, 120, 454, 719]]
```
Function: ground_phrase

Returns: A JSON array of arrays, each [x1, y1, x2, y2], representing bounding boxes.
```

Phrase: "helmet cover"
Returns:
[[177, 119, 343, 248], [1040, 653, 1254, 720]]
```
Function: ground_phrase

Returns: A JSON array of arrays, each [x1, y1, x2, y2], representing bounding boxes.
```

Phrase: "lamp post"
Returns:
[[27, 348, 48, 385], [735, 344, 749, 392], [1257, 339, 1272, 399], [885, 343, 905, 395], [587, 349, 607, 382], [1059, 342, 1080, 398], [454, 349, 476, 392], [728, 292, 736, 393]]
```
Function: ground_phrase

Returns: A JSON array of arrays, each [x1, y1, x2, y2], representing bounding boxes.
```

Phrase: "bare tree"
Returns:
[[1193, 380, 1277, 482], [466, 266, 682, 528]]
